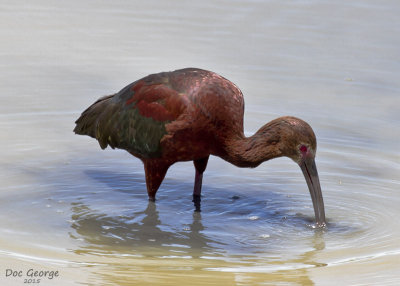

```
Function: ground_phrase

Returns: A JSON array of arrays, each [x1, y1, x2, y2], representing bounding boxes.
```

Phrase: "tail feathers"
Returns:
[[74, 94, 116, 149]]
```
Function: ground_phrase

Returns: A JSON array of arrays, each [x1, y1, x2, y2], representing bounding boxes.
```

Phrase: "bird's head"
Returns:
[[228, 115, 326, 227], [272, 116, 326, 227]]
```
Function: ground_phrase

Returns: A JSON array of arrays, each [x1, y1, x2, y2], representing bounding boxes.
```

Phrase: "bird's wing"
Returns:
[[94, 79, 190, 158]]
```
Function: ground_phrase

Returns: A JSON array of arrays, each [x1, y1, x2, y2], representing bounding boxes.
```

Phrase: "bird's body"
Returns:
[[76, 68, 245, 162], [74, 68, 326, 227]]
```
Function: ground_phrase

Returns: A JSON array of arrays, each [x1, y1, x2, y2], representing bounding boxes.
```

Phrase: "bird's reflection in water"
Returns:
[[268, 231, 326, 285], [70, 200, 215, 259], [69, 199, 326, 285], [68, 169, 328, 284]]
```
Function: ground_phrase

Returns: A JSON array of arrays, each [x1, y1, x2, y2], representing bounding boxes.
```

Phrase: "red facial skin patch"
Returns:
[[300, 145, 308, 154]]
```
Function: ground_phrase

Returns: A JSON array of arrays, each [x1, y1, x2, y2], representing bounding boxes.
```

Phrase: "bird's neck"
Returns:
[[222, 124, 283, 168]]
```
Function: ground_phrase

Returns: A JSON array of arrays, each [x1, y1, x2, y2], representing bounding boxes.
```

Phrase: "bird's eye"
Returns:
[[300, 145, 308, 154]]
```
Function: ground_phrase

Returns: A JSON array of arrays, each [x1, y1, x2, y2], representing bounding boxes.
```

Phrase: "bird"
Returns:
[[74, 68, 326, 227]]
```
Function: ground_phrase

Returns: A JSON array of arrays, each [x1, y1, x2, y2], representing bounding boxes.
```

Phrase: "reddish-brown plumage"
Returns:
[[126, 82, 186, 121], [74, 68, 326, 227]]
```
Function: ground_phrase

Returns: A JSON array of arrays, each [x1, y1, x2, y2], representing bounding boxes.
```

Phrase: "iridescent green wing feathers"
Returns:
[[74, 74, 188, 158]]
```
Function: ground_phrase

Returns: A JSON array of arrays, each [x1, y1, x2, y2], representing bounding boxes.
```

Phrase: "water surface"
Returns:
[[1, 0, 400, 285]]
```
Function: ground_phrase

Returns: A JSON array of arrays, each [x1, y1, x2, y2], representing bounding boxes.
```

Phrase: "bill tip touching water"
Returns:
[[74, 68, 326, 228]]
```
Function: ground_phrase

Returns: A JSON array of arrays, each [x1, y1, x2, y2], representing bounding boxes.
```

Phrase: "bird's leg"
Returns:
[[193, 156, 209, 196], [143, 160, 170, 202], [192, 156, 209, 212]]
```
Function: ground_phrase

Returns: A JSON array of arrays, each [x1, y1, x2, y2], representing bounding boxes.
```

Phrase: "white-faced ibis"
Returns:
[[74, 68, 326, 227]]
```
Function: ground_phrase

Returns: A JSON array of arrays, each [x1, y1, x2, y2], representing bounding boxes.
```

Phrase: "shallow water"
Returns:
[[1, 0, 400, 285]]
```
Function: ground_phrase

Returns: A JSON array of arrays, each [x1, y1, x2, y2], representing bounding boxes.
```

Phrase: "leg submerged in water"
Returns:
[[192, 156, 209, 211], [143, 160, 170, 202]]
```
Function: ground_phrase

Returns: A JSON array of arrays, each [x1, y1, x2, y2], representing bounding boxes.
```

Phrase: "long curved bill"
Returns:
[[299, 157, 326, 227]]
